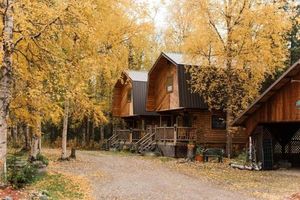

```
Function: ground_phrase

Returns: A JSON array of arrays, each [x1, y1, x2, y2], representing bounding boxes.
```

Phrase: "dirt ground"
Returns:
[[44, 149, 260, 200], [41, 149, 300, 200]]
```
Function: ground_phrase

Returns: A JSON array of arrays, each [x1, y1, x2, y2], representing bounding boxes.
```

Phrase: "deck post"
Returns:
[[154, 125, 157, 141], [164, 124, 166, 145], [174, 124, 177, 145], [129, 130, 133, 144]]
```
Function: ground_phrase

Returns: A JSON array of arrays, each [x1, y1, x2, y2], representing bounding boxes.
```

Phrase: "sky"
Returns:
[[140, 0, 170, 31]]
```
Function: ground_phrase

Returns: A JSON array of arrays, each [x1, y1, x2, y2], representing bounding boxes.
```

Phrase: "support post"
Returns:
[[174, 124, 177, 145], [249, 136, 252, 162], [129, 131, 133, 143], [154, 125, 157, 141], [164, 124, 166, 145]]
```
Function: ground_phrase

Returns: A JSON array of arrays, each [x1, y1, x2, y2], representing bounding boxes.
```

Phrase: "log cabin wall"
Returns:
[[190, 111, 247, 147], [245, 72, 300, 135], [147, 57, 180, 111]]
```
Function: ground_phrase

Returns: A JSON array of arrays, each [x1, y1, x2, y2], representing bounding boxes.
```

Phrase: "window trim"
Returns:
[[127, 89, 132, 103], [211, 115, 226, 130], [166, 75, 174, 93]]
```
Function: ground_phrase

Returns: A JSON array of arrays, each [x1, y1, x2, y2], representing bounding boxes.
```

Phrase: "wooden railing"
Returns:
[[114, 129, 144, 143], [155, 125, 197, 144]]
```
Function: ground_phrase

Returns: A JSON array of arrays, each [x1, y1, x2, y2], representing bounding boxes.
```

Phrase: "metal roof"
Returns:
[[126, 70, 148, 82], [233, 61, 300, 126], [163, 52, 199, 66]]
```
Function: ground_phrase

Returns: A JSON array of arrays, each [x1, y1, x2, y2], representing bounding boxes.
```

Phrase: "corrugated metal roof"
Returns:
[[126, 70, 148, 82], [132, 81, 158, 116], [178, 66, 208, 109], [163, 52, 200, 66], [233, 61, 300, 126]]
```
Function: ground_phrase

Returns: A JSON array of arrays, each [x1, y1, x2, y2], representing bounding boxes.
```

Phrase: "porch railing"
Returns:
[[155, 125, 197, 144], [114, 129, 145, 143]]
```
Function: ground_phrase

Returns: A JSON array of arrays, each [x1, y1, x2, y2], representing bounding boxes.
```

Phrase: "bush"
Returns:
[[36, 153, 49, 166], [7, 157, 39, 188], [195, 145, 204, 155]]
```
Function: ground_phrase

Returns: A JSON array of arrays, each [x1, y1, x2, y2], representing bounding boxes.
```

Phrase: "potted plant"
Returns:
[[195, 145, 204, 162]]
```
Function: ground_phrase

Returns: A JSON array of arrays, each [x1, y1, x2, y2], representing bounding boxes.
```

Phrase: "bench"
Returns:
[[203, 148, 224, 163]]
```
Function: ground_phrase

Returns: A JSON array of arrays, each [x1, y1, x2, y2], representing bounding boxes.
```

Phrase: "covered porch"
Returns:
[[252, 122, 300, 169]]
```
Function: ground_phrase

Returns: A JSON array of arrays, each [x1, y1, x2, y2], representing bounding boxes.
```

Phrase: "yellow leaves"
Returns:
[[173, 0, 295, 115]]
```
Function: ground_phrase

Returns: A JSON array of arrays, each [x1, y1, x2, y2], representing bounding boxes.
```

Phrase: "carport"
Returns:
[[233, 61, 300, 169]]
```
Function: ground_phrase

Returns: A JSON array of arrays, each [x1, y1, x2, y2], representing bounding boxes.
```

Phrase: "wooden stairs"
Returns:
[[134, 131, 156, 153], [106, 131, 121, 150], [106, 128, 157, 154]]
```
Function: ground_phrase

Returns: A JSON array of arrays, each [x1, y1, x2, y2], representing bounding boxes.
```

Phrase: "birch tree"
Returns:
[[178, 0, 293, 157], [0, 0, 14, 182]]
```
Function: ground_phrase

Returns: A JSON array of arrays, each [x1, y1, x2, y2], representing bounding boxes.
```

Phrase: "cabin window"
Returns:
[[211, 115, 226, 130], [127, 89, 132, 103], [166, 76, 173, 93]]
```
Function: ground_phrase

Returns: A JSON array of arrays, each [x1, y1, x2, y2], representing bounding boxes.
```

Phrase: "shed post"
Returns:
[[164, 124, 166, 145], [174, 124, 177, 145]]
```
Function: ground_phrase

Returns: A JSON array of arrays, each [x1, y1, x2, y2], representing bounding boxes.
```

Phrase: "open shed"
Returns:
[[233, 62, 300, 169]]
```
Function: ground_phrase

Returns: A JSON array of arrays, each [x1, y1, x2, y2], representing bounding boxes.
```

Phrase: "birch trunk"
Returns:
[[24, 124, 30, 150], [100, 126, 104, 145], [225, 3, 233, 158], [38, 136, 42, 152], [82, 123, 86, 147], [91, 121, 95, 148], [0, 0, 14, 182], [30, 136, 39, 160], [226, 110, 233, 158], [61, 100, 69, 159], [12, 125, 17, 146], [86, 118, 90, 146]]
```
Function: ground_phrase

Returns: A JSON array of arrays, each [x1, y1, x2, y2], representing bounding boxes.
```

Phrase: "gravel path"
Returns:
[[51, 150, 256, 200]]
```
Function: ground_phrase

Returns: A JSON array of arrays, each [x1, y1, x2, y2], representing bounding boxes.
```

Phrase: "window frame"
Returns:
[[211, 115, 226, 130], [166, 75, 174, 93], [127, 89, 132, 103]]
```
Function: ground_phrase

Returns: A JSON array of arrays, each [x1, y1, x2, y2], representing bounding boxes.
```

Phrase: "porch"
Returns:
[[252, 122, 300, 169], [107, 125, 197, 156]]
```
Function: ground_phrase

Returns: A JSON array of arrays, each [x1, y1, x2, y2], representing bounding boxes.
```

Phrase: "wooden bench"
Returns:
[[203, 148, 224, 163]]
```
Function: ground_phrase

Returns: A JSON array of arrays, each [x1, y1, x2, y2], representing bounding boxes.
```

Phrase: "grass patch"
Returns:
[[29, 173, 86, 200]]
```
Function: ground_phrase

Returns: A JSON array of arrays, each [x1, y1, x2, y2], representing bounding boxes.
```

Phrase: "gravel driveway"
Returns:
[[50, 150, 256, 200]]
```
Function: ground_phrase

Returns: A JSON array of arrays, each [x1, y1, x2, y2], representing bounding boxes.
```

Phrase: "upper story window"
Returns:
[[212, 115, 226, 130], [127, 89, 132, 103], [166, 76, 173, 93]]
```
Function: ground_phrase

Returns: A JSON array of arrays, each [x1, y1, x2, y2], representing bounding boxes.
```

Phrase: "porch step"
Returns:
[[106, 132, 120, 150], [135, 131, 156, 154]]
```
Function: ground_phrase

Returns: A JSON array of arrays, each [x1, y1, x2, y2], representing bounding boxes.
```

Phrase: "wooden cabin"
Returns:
[[146, 52, 247, 157], [110, 71, 159, 148], [233, 62, 300, 169]]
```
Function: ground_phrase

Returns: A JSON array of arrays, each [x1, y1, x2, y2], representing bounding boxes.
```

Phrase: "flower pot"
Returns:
[[195, 155, 203, 162]]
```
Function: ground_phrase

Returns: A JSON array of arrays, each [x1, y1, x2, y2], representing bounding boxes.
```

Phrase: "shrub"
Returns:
[[36, 153, 49, 166], [195, 145, 204, 155], [7, 157, 38, 188]]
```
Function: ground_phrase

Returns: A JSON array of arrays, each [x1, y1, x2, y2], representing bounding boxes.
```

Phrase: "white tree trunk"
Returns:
[[0, 0, 14, 183], [24, 124, 31, 150], [30, 136, 39, 160], [100, 126, 104, 144], [61, 100, 69, 159], [38, 136, 42, 153]]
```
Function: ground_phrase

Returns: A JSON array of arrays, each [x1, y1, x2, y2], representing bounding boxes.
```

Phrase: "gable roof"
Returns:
[[150, 52, 198, 69], [164, 52, 187, 65], [233, 61, 300, 126], [126, 70, 148, 82]]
